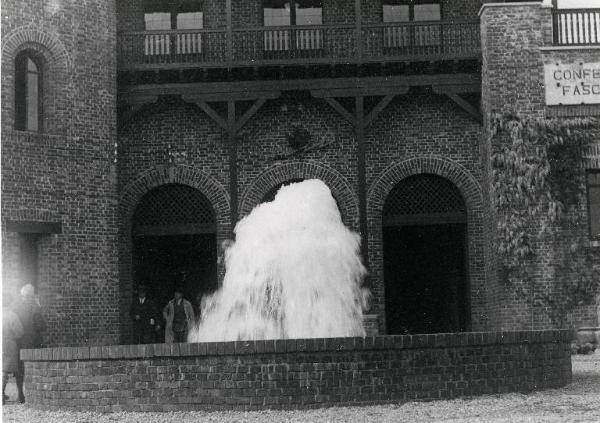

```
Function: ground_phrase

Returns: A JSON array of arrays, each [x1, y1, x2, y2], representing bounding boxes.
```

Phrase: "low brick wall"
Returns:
[[21, 330, 572, 412]]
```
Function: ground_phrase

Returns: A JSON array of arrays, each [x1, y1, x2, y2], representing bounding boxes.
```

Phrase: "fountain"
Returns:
[[20, 180, 572, 412], [189, 179, 369, 342]]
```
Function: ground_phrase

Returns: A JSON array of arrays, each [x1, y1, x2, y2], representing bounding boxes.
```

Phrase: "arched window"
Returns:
[[15, 51, 42, 132]]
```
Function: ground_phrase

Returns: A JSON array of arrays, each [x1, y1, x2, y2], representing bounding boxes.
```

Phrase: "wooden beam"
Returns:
[[355, 0, 363, 61], [228, 100, 238, 232], [432, 83, 481, 94], [189, 99, 228, 131], [119, 95, 158, 126], [235, 98, 268, 133], [182, 90, 281, 102], [5, 220, 62, 234], [311, 86, 408, 98], [120, 74, 481, 98], [364, 94, 396, 128], [321, 97, 354, 126], [383, 213, 467, 227], [226, 0, 233, 68], [120, 94, 158, 108], [355, 95, 369, 266], [133, 223, 217, 236], [445, 93, 482, 125]]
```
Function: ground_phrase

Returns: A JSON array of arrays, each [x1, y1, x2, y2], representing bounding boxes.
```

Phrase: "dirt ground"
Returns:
[[3, 352, 600, 423]]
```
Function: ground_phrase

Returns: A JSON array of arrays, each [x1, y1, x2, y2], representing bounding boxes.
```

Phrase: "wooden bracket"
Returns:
[[446, 93, 482, 125], [432, 85, 482, 124], [235, 98, 268, 133], [321, 97, 354, 126], [364, 94, 396, 128], [318, 93, 397, 129], [182, 95, 276, 134], [119, 95, 158, 126], [188, 99, 228, 131]]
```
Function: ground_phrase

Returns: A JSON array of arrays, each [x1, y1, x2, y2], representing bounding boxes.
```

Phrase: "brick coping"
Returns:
[[21, 330, 571, 362], [479, 2, 542, 17]]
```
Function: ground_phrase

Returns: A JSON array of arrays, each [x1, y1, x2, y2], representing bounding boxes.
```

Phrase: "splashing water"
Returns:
[[188, 179, 370, 342]]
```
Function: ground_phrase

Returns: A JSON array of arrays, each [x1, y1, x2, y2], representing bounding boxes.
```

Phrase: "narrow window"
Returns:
[[587, 170, 600, 239], [15, 52, 42, 132]]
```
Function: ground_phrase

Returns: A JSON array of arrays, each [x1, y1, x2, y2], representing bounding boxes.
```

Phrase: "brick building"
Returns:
[[2, 0, 599, 347]]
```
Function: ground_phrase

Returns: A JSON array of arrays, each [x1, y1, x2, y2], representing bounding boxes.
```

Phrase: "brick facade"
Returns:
[[480, 2, 600, 330], [118, 91, 485, 336], [21, 330, 572, 412], [1, 0, 119, 346], [3, 0, 599, 348]]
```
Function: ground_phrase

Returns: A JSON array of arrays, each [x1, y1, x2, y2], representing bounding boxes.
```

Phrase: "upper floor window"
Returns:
[[144, 0, 203, 30], [383, 0, 441, 23], [143, 0, 203, 55], [263, 1, 323, 52], [263, 1, 323, 27], [382, 0, 441, 48], [587, 170, 600, 239], [15, 51, 42, 132]]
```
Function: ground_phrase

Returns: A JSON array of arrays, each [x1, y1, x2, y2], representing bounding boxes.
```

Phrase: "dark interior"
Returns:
[[384, 223, 469, 335], [133, 233, 217, 314]]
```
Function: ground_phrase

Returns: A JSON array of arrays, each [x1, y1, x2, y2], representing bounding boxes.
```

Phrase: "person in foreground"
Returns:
[[13, 284, 45, 403], [3, 292, 24, 404]]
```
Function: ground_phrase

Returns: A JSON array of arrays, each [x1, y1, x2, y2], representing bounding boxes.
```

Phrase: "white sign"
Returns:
[[544, 62, 600, 105]]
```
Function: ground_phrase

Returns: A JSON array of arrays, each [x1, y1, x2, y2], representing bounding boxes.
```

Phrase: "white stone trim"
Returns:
[[479, 2, 542, 17], [540, 46, 600, 51]]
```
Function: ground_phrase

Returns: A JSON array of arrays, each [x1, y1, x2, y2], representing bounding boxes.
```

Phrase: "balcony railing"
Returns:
[[117, 20, 480, 71], [553, 8, 600, 46]]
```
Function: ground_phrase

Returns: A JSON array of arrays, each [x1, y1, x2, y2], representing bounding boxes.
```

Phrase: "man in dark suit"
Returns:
[[130, 284, 158, 344]]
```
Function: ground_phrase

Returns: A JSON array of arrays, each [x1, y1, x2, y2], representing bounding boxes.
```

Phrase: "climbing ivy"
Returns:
[[490, 113, 599, 326]]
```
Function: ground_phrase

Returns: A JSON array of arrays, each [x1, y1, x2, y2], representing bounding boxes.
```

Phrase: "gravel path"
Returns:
[[4, 353, 599, 423]]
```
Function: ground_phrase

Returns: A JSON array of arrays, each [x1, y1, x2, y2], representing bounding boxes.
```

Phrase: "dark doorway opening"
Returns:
[[132, 184, 218, 319], [383, 174, 470, 335], [133, 234, 217, 313]]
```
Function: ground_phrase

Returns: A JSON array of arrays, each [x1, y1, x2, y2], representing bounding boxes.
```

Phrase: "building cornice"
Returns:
[[479, 2, 542, 17]]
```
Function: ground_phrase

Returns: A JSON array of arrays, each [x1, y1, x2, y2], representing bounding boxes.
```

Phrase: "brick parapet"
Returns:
[[21, 330, 572, 361], [21, 330, 572, 412]]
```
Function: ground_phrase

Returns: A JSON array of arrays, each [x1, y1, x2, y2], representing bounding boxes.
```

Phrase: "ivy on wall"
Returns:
[[490, 113, 599, 326]]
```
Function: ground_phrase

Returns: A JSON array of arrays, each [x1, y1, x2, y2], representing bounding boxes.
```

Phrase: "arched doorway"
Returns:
[[132, 184, 218, 315], [383, 174, 470, 334]]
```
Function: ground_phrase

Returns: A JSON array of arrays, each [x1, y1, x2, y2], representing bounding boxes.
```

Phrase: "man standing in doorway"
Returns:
[[163, 287, 195, 343], [130, 284, 159, 344]]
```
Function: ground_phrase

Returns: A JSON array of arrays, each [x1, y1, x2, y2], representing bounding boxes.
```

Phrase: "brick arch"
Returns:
[[368, 157, 483, 215], [367, 156, 488, 334], [2, 26, 72, 71], [1, 25, 72, 133], [240, 161, 359, 229], [118, 165, 230, 343]]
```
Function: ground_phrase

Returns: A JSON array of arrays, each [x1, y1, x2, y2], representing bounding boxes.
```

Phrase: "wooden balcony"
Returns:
[[117, 20, 480, 71], [552, 8, 600, 46]]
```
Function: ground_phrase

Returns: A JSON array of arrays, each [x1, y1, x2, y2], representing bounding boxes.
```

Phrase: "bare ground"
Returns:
[[3, 352, 599, 423]]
